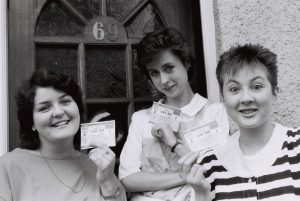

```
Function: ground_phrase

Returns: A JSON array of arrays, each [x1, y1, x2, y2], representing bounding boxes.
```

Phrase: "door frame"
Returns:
[[200, 0, 220, 102], [1, 0, 220, 154], [0, 0, 8, 156]]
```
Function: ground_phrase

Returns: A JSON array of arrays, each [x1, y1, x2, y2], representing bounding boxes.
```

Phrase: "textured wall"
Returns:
[[213, 0, 300, 127]]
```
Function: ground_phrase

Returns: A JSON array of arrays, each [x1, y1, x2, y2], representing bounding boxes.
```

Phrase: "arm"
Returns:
[[99, 175, 127, 201], [121, 171, 184, 192], [89, 143, 126, 201]]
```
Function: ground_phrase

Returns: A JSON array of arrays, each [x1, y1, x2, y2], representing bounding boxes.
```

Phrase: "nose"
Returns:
[[240, 89, 254, 104], [52, 104, 64, 118], [160, 72, 170, 85]]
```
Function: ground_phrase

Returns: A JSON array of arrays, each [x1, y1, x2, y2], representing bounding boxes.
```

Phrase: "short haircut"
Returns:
[[16, 68, 84, 150], [136, 27, 195, 81], [216, 44, 278, 95]]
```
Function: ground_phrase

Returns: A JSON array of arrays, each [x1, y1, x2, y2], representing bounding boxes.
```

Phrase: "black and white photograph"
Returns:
[[0, 0, 299, 200]]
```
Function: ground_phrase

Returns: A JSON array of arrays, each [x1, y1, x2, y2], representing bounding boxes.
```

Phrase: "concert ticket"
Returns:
[[80, 120, 115, 149], [179, 121, 220, 152], [149, 102, 181, 132]]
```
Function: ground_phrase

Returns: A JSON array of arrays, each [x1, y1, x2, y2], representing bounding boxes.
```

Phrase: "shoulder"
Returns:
[[285, 126, 300, 137], [0, 148, 32, 168], [198, 133, 238, 168], [184, 93, 226, 116], [276, 123, 300, 139], [192, 94, 226, 114], [280, 124, 300, 149], [204, 100, 226, 113], [0, 148, 28, 161], [131, 107, 152, 121]]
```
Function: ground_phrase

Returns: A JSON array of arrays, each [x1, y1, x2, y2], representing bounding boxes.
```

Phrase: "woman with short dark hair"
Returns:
[[180, 44, 300, 201]]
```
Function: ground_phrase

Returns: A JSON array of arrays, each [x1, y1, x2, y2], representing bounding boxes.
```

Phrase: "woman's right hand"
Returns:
[[88, 142, 116, 184], [178, 152, 211, 198], [151, 123, 177, 148]]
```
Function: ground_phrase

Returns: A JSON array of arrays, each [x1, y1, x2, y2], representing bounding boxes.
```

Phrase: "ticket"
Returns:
[[179, 121, 220, 152], [80, 120, 115, 150], [149, 102, 181, 132]]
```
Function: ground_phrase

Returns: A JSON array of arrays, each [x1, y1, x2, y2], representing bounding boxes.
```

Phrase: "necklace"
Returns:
[[39, 150, 86, 193]]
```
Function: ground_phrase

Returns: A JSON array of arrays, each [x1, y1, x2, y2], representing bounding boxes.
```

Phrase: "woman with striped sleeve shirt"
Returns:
[[178, 44, 300, 201]]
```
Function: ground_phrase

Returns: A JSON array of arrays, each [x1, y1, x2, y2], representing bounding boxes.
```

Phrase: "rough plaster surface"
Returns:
[[213, 0, 300, 127]]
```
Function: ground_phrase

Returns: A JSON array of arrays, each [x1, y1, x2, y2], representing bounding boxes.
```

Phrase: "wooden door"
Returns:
[[8, 0, 206, 156]]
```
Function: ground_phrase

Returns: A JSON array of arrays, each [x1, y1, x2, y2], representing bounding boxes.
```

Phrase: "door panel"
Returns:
[[9, 0, 206, 156]]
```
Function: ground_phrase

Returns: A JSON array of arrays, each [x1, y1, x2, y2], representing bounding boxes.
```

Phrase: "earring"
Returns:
[[32, 127, 36, 132]]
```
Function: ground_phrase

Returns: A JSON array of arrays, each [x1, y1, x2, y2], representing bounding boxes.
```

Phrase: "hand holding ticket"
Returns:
[[81, 120, 116, 150], [149, 102, 181, 132]]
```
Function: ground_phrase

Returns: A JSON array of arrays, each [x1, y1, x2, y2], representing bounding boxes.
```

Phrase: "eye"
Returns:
[[38, 105, 51, 112], [149, 70, 158, 77], [60, 97, 72, 105], [252, 84, 263, 90], [229, 86, 239, 93], [164, 65, 174, 72]]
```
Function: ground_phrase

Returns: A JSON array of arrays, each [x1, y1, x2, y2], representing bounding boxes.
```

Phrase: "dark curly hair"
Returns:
[[216, 43, 278, 96], [136, 27, 195, 81], [16, 68, 84, 150]]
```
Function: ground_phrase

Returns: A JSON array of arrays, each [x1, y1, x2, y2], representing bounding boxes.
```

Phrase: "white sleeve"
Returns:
[[0, 156, 12, 201], [213, 103, 230, 145], [118, 112, 144, 180]]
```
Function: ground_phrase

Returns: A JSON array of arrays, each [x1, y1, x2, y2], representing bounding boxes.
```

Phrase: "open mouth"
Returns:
[[239, 109, 257, 115], [51, 120, 69, 127]]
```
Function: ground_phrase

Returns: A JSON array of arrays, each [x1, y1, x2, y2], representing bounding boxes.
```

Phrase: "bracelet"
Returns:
[[100, 186, 121, 200], [171, 140, 182, 153]]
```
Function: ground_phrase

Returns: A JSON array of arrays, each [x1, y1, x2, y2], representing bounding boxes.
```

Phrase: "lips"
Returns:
[[164, 85, 175, 91], [239, 108, 258, 115], [51, 120, 69, 127]]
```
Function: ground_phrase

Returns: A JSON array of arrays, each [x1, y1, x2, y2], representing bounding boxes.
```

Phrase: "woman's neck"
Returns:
[[239, 121, 275, 156], [39, 139, 79, 157], [166, 86, 194, 108]]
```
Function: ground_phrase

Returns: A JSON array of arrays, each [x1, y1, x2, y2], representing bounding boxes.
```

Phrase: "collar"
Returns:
[[180, 93, 208, 116]]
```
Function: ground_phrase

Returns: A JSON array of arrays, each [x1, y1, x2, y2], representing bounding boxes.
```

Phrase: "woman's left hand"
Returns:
[[88, 142, 116, 184]]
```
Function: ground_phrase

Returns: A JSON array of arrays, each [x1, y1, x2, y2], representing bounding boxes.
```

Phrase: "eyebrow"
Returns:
[[225, 76, 264, 84], [162, 62, 173, 68], [147, 63, 174, 73]]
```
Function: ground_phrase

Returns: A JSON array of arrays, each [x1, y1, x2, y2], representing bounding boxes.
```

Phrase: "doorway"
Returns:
[[8, 0, 206, 155]]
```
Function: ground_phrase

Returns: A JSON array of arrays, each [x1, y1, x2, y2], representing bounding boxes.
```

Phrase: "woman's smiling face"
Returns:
[[222, 67, 275, 129], [146, 49, 190, 100], [32, 87, 80, 146]]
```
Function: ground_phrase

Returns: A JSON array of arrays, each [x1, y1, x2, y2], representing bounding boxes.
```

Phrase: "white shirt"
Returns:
[[215, 123, 286, 177], [118, 93, 229, 201]]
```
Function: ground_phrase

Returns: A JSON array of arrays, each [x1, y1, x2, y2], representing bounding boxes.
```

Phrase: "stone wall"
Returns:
[[213, 0, 300, 127]]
